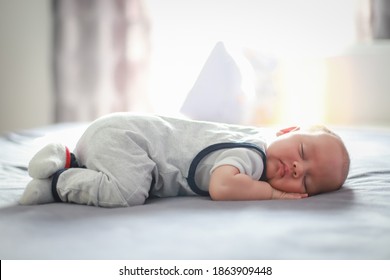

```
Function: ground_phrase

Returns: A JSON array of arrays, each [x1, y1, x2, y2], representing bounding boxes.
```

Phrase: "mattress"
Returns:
[[0, 123, 389, 259]]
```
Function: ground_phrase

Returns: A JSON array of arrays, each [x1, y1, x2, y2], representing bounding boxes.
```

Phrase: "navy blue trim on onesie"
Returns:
[[187, 142, 267, 196], [51, 168, 67, 202]]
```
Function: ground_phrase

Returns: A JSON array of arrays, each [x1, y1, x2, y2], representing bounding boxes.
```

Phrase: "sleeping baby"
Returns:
[[19, 113, 350, 207]]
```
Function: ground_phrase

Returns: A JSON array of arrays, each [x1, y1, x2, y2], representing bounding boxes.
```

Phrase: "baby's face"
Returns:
[[265, 131, 345, 196]]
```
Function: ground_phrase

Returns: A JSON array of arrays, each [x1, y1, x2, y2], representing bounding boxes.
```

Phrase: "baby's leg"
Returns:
[[54, 167, 151, 207], [21, 147, 156, 207], [55, 135, 156, 207], [20, 143, 80, 205], [20, 168, 135, 207], [21, 118, 157, 207], [20, 168, 134, 207], [60, 125, 158, 207]]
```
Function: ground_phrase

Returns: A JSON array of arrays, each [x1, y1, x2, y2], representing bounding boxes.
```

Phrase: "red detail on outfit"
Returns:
[[65, 146, 71, 168]]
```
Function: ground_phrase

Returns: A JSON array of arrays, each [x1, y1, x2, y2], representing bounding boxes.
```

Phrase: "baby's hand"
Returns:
[[271, 188, 308, 200]]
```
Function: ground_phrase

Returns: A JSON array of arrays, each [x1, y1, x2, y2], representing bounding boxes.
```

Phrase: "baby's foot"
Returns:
[[19, 179, 55, 205], [28, 143, 70, 179]]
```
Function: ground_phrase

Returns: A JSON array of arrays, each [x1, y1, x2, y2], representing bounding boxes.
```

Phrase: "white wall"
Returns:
[[273, 42, 390, 126], [0, 0, 53, 133], [325, 42, 390, 126], [0, 0, 388, 132], [145, 0, 358, 117]]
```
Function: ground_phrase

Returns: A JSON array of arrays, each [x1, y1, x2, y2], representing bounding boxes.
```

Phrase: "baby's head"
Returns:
[[265, 125, 350, 196]]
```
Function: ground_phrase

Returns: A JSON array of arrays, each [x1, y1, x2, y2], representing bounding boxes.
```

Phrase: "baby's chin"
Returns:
[[265, 160, 279, 180]]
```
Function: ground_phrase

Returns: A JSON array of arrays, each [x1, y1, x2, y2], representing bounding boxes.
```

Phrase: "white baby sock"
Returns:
[[28, 143, 69, 179], [19, 179, 55, 205]]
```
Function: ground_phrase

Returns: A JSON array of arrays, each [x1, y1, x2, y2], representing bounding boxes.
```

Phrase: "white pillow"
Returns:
[[180, 42, 255, 124]]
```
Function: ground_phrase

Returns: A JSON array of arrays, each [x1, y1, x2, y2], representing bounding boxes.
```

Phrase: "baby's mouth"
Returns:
[[279, 160, 288, 178]]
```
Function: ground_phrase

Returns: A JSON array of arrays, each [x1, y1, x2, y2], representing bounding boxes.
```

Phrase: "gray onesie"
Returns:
[[53, 113, 267, 207]]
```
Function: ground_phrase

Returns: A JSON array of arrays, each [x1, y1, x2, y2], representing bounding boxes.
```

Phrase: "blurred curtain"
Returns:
[[370, 0, 390, 39], [53, 0, 151, 122], [357, 0, 390, 40]]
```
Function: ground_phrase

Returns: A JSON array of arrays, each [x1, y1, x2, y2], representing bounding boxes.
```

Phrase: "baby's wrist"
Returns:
[[270, 188, 277, 199]]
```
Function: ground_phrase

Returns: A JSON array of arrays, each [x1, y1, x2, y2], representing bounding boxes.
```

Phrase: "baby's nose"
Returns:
[[292, 161, 302, 178]]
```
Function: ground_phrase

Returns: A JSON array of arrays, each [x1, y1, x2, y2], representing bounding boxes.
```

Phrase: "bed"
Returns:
[[0, 122, 389, 260]]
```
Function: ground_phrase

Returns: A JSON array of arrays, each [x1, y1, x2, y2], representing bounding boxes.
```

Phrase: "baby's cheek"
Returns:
[[271, 179, 298, 193], [268, 178, 283, 191]]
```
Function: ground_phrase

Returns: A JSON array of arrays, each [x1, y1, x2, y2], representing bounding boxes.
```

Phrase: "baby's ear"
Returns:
[[276, 126, 300, 136]]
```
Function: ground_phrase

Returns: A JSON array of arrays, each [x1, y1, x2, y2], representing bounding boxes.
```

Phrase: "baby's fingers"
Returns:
[[282, 192, 308, 199]]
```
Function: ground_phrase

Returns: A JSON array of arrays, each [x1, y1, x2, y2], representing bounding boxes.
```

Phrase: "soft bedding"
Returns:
[[0, 123, 389, 259]]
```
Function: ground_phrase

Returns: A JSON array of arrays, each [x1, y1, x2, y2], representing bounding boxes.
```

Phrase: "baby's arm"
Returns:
[[209, 165, 307, 201]]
